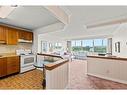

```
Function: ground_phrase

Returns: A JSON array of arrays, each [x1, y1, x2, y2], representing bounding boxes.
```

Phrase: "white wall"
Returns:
[[32, 22, 65, 53], [38, 34, 67, 53], [33, 15, 127, 58], [112, 23, 127, 57], [33, 22, 121, 55], [87, 57, 127, 84]]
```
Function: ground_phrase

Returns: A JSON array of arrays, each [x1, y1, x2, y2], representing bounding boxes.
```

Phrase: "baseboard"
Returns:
[[87, 73, 127, 84]]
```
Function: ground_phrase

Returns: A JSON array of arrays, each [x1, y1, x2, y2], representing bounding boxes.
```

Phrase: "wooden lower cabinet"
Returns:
[[0, 56, 20, 78], [0, 58, 7, 77], [7, 56, 20, 75]]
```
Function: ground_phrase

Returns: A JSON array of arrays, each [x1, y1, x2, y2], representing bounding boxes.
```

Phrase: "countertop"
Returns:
[[36, 53, 69, 70], [87, 55, 127, 61], [0, 53, 19, 58], [44, 59, 69, 70], [37, 53, 63, 59]]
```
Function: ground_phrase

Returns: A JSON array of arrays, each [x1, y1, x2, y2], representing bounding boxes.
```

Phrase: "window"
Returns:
[[75, 40, 82, 46], [94, 39, 102, 46], [71, 38, 108, 53], [103, 39, 107, 46], [41, 41, 48, 53], [94, 39, 107, 53], [54, 42, 62, 49], [71, 40, 82, 51], [71, 41, 76, 47], [82, 40, 94, 52]]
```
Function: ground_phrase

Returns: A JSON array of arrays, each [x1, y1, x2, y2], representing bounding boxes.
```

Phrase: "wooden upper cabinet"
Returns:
[[0, 25, 33, 45], [18, 30, 33, 41], [0, 58, 7, 77], [26, 32, 33, 41], [6, 27, 18, 45], [18, 30, 25, 40], [0, 26, 6, 43]]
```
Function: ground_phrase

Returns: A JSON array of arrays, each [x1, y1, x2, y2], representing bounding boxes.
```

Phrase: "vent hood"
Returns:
[[18, 39, 32, 43]]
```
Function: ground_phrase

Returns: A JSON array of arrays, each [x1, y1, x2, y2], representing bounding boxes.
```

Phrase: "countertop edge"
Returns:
[[44, 59, 69, 71], [37, 53, 63, 59], [0, 53, 19, 58], [87, 55, 127, 61]]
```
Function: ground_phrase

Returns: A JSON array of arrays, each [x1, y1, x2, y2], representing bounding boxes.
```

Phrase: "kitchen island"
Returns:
[[87, 55, 127, 84], [37, 53, 69, 89], [45, 59, 69, 89]]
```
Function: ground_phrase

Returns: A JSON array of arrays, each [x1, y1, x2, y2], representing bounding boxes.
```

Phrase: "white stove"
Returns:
[[16, 49, 36, 73]]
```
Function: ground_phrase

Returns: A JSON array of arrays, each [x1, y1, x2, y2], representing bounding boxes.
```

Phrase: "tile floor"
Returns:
[[1, 60, 127, 89], [0, 70, 43, 89]]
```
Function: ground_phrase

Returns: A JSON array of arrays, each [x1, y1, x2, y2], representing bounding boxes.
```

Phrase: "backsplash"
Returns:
[[0, 43, 32, 54]]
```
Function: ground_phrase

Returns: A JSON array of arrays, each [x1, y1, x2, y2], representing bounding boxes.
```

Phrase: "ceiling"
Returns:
[[0, 6, 60, 30], [1, 6, 127, 39], [39, 6, 127, 40], [67, 6, 127, 26]]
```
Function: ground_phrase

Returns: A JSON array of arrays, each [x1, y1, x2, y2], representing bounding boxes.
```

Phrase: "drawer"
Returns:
[[7, 62, 19, 67], [7, 56, 19, 64]]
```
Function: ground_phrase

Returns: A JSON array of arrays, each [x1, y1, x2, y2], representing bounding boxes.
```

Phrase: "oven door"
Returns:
[[21, 55, 36, 67]]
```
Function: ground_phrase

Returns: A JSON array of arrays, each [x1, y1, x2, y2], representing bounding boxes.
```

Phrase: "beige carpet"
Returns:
[[67, 60, 127, 89]]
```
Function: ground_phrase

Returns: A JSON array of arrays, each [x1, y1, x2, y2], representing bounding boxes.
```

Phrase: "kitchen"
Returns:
[[0, 6, 69, 89], [2, 5, 127, 90], [1, 0, 127, 95], [0, 24, 34, 75]]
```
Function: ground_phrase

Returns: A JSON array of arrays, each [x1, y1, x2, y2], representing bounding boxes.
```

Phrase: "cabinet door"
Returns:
[[18, 30, 25, 40], [6, 28, 18, 45], [18, 30, 33, 41], [0, 26, 6, 42], [7, 56, 20, 75], [26, 32, 33, 41], [24, 31, 29, 40], [29, 32, 33, 41], [0, 58, 7, 77]]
